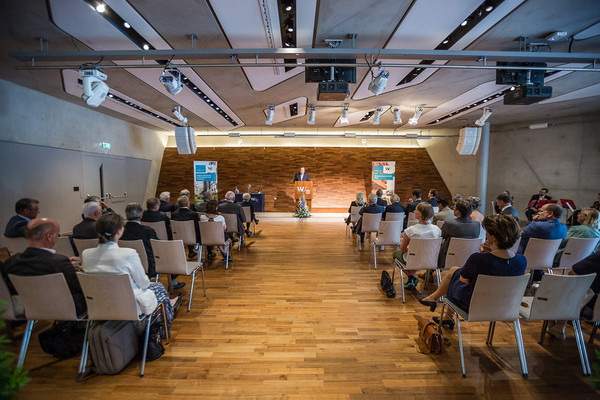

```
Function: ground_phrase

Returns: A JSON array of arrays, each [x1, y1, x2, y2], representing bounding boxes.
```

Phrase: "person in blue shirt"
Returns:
[[518, 203, 567, 254]]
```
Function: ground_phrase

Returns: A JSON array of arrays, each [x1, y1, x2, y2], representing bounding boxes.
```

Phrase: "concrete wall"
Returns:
[[0, 79, 168, 237]]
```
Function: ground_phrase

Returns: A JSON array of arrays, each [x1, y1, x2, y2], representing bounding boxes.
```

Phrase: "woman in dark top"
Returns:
[[345, 192, 366, 225], [418, 215, 526, 323]]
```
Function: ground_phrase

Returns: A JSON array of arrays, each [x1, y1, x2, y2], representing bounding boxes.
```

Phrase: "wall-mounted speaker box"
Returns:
[[175, 126, 196, 154], [456, 127, 481, 155]]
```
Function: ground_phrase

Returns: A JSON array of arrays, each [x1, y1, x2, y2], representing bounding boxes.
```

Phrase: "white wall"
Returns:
[[0, 79, 167, 237]]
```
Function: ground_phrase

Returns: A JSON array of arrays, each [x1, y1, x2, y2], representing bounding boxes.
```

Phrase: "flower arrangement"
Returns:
[[293, 195, 312, 218]]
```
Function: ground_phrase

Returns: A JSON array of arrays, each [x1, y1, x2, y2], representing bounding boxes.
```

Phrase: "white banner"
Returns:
[[372, 161, 395, 199], [193, 161, 218, 201]]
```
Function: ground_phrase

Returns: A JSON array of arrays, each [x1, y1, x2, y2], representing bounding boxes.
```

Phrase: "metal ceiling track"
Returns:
[[10, 48, 600, 72]]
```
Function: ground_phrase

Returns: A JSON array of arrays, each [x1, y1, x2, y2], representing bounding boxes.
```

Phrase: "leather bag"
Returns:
[[415, 316, 449, 354]]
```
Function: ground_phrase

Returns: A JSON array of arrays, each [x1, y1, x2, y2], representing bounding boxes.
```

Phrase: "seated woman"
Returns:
[[468, 196, 484, 223], [393, 202, 441, 289], [199, 200, 230, 261], [240, 193, 258, 233], [345, 192, 366, 225], [417, 214, 526, 328], [82, 213, 178, 333], [553, 208, 600, 267]]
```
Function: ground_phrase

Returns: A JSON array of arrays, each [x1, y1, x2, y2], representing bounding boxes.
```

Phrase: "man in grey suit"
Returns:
[[218, 191, 247, 238], [438, 200, 481, 268], [497, 193, 520, 221]]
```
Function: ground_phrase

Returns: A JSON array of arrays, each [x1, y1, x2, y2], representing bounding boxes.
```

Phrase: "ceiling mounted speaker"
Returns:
[[456, 127, 481, 155], [175, 126, 196, 154]]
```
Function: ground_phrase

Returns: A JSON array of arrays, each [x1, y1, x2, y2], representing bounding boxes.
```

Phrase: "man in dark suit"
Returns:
[[219, 191, 247, 237], [121, 202, 161, 279], [158, 191, 175, 213], [141, 197, 173, 240], [497, 193, 520, 221], [72, 202, 103, 239], [2, 218, 86, 316], [383, 194, 405, 220], [426, 189, 438, 208], [375, 189, 388, 207], [438, 200, 481, 268], [240, 192, 259, 231], [196, 192, 213, 212], [179, 189, 196, 212], [355, 193, 385, 243], [171, 195, 201, 258], [4, 198, 40, 238], [526, 188, 552, 222], [294, 167, 310, 182], [404, 189, 423, 228]]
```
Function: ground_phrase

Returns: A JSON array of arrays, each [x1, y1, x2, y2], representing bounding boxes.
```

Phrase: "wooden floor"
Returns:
[[7, 221, 600, 399]]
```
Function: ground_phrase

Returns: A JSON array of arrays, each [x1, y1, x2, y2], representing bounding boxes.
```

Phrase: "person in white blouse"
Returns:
[[199, 200, 230, 261], [82, 213, 179, 326]]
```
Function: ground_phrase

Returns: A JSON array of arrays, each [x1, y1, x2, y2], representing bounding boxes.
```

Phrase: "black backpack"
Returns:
[[380, 270, 396, 298], [38, 321, 86, 359]]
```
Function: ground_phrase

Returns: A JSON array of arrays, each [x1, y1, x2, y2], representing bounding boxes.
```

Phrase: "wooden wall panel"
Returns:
[[156, 147, 451, 211]]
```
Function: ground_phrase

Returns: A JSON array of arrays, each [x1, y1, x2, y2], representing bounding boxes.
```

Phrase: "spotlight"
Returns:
[[172, 106, 188, 124], [142, 44, 150, 50], [123, 22, 131, 29], [372, 108, 382, 125], [80, 69, 109, 107], [368, 70, 389, 96], [408, 107, 423, 126], [474, 107, 492, 127], [461, 20, 468, 26], [265, 106, 275, 125], [160, 68, 183, 95], [340, 106, 349, 125], [393, 108, 402, 125], [95, 3, 106, 13], [308, 106, 316, 125]]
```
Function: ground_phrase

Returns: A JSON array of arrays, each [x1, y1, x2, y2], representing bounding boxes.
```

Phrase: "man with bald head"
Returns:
[[73, 201, 103, 239], [218, 190, 247, 238], [1, 218, 86, 315]]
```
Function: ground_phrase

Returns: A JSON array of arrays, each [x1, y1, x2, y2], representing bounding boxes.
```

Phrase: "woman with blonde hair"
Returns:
[[553, 208, 600, 266], [345, 191, 366, 225]]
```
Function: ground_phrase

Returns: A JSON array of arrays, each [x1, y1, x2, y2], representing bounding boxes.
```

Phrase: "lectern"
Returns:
[[294, 181, 313, 209]]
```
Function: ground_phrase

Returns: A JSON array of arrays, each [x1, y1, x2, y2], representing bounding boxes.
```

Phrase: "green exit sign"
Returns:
[[101, 142, 111, 149]]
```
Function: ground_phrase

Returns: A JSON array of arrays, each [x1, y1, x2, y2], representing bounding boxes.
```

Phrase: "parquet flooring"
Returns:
[[7, 222, 600, 399]]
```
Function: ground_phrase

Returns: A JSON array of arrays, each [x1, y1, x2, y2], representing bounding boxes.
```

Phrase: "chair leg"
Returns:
[[17, 320, 34, 368], [573, 319, 591, 376], [513, 319, 529, 378], [225, 243, 229, 270], [589, 321, 599, 344], [486, 321, 496, 345], [399, 268, 405, 304], [188, 270, 196, 312], [160, 302, 169, 342], [140, 315, 151, 377], [372, 242, 377, 270], [539, 320, 549, 345], [77, 320, 92, 378], [238, 233, 242, 251], [200, 264, 206, 297], [455, 313, 466, 378]]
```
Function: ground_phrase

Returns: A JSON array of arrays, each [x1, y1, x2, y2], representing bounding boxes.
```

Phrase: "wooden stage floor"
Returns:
[[7, 221, 600, 399]]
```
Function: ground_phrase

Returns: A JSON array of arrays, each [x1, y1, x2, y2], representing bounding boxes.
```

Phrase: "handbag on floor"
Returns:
[[38, 321, 86, 359], [89, 320, 139, 375], [380, 270, 396, 298], [415, 316, 448, 354]]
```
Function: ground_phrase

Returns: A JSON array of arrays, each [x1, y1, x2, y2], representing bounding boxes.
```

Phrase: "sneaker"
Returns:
[[404, 276, 419, 289]]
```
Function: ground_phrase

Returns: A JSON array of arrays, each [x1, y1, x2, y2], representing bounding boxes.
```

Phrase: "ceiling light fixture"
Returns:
[[529, 123, 549, 130], [340, 105, 349, 125], [485, 5, 494, 12], [172, 105, 188, 124], [474, 107, 492, 126], [408, 107, 423, 125], [545, 31, 568, 41], [393, 108, 402, 125], [123, 22, 131, 29], [368, 70, 389, 96], [80, 68, 109, 107], [372, 108, 382, 125], [160, 67, 183, 95], [308, 106, 316, 125], [461, 20, 468, 26], [95, 3, 106, 13], [142, 44, 150, 50], [265, 106, 275, 125]]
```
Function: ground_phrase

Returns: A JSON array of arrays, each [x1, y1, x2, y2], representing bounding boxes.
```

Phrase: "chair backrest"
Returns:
[[526, 273, 596, 321], [140, 221, 168, 241], [54, 236, 75, 257], [523, 238, 563, 269], [0, 278, 16, 320], [4, 236, 28, 256], [432, 206, 440, 213], [558, 237, 600, 269], [508, 237, 520, 253], [164, 211, 171, 218], [9, 273, 79, 320], [199, 221, 226, 246], [376, 221, 403, 246], [385, 212, 405, 223], [408, 212, 416, 222], [407, 220, 418, 228], [220, 213, 239, 234], [467, 274, 530, 322], [405, 237, 443, 270], [436, 220, 445, 229], [171, 220, 197, 245], [197, 212, 207, 219], [350, 206, 362, 224], [444, 238, 482, 269], [242, 206, 252, 222], [118, 239, 149, 274], [150, 239, 188, 275], [362, 213, 382, 233], [76, 272, 141, 320], [73, 238, 99, 256]]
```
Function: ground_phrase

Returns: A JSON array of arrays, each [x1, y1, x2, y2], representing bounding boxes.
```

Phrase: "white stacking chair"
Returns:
[[358, 213, 382, 251], [171, 220, 197, 246], [164, 211, 171, 219], [140, 221, 169, 241], [442, 274, 530, 378], [54, 236, 76, 257], [199, 221, 231, 270], [588, 294, 600, 344], [371, 221, 402, 270], [385, 212, 405, 223], [556, 237, 600, 272], [436, 220, 445, 229], [76, 273, 167, 378], [221, 213, 243, 251], [347, 206, 362, 237], [392, 237, 443, 303], [432, 206, 440, 213], [119, 239, 151, 277], [444, 238, 482, 269], [9, 273, 86, 370], [407, 212, 417, 223], [519, 273, 596, 376], [523, 238, 562, 272], [151, 239, 205, 310], [509, 237, 521, 254], [73, 238, 99, 256], [3, 236, 28, 256], [0, 277, 20, 321], [242, 206, 255, 236]]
